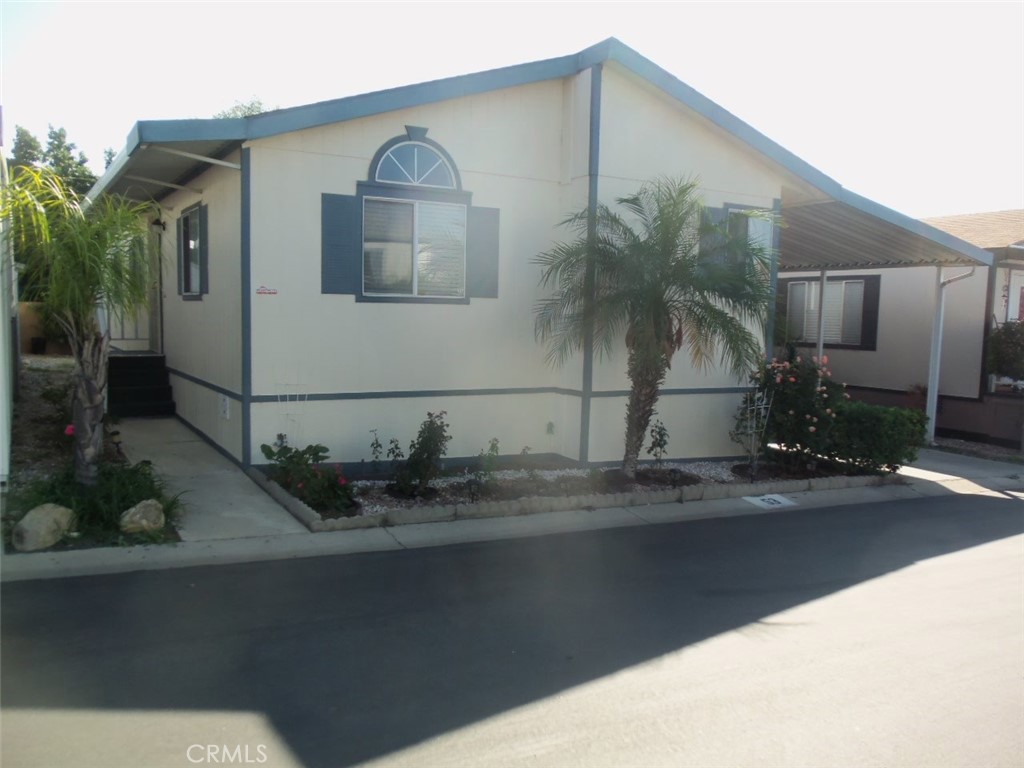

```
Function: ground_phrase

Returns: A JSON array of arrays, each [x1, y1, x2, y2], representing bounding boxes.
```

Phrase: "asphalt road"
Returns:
[[3, 495, 1023, 768]]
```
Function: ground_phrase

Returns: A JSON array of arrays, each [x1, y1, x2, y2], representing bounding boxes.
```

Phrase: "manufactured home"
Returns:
[[88, 38, 992, 468]]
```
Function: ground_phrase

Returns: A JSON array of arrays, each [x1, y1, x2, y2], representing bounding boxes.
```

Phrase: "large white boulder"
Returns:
[[12, 503, 75, 552], [120, 499, 165, 534]]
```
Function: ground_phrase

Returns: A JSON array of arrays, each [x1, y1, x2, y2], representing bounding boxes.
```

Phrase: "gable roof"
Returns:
[[920, 210, 1024, 250], [88, 37, 992, 270]]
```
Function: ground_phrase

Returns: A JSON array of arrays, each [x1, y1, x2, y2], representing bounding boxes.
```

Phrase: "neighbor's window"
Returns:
[[180, 206, 202, 295], [787, 279, 865, 345], [363, 197, 467, 297]]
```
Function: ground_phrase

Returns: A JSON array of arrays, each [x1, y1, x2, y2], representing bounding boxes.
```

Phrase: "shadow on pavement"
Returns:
[[3, 494, 1023, 766]]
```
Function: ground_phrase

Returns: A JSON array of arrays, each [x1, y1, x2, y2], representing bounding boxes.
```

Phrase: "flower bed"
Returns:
[[251, 459, 903, 533]]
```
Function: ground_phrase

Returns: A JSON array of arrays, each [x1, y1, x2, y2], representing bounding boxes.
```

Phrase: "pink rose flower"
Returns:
[[822, 355, 829, 365], [809, 426, 817, 433], [338, 477, 347, 486], [64, 424, 75, 436]]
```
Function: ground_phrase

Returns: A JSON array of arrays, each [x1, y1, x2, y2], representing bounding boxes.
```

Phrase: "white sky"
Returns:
[[1, 1, 1021, 218]]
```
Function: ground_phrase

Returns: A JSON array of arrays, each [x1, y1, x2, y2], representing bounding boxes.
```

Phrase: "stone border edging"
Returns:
[[248, 469, 904, 533]]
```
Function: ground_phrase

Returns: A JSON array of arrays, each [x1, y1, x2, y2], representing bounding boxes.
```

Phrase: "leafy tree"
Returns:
[[43, 126, 97, 196], [534, 177, 774, 476], [9, 126, 43, 169], [213, 97, 269, 118], [1, 164, 154, 485]]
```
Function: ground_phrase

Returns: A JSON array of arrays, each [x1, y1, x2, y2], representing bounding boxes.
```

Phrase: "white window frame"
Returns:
[[374, 142, 457, 190], [361, 195, 467, 299], [787, 278, 865, 346]]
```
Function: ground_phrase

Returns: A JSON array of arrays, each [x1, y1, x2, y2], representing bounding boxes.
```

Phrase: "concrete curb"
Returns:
[[246, 470, 387, 532], [0, 468, 1008, 584]]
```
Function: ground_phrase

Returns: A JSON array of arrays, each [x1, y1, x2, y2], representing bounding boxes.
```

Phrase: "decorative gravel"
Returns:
[[352, 460, 742, 516]]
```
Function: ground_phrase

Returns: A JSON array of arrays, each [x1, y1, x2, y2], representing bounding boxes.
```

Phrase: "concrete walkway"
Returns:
[[115, 418, 307, 541], [2, 424, 1022, 583]]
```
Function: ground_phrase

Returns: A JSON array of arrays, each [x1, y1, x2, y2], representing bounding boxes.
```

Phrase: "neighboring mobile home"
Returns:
[[778, 209, 1024, 447], [88, 38, 992, 468]]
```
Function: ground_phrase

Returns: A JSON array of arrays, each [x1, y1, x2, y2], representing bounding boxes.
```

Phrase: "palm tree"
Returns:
[[534, 177, 774, 477], [1, 164, 153, 485]]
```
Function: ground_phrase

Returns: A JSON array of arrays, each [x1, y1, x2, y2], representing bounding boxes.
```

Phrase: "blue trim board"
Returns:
[[240, 148, 253, 466], [579, 62, 603, 464], [247, 386, 747, 403], [251, 387, 584, 403], [174, 414, 246, 469], [591, 387, 751, 398], [166, 367, 242, 401], [766, 197, 782, 354]]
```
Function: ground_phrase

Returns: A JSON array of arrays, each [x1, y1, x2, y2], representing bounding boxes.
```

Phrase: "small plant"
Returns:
[[520, 445, 540, 484], [387, 438, 405, 469], [260, 434, 356, 514], [646, 418, 669, 469], [369, 429, 384, 475], [475, 438, 501, 482], [394, 411, 452, 496]]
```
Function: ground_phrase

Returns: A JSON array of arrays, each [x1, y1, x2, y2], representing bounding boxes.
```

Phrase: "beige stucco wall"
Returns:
[[170, 373, 243, 460], [252, 393, 579, 464], [784, 266, 988, 398], [159, 157, 243, 393], [158, 156, 244, 449], [246, 76, 593, 461], [578, 63, 784, 461]]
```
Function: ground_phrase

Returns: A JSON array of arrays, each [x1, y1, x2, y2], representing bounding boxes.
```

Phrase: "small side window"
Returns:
[[178, 205, 208, 299]]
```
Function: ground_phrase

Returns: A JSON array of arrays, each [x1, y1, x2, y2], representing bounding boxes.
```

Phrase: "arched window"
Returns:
[[321, 126, 499, 304], [362, 128, 467, 298], [374, 142, 457, 189]]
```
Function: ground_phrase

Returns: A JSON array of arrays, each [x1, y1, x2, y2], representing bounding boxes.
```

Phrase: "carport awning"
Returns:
[[780, 190, 993, 272]]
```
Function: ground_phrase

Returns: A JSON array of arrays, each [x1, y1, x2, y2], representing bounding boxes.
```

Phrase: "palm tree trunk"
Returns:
[[622, 348, 668, 478], [72, 331, 108, 486]]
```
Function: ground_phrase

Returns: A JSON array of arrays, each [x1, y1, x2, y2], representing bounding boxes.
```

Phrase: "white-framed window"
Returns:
[[787, 279, 865, 345], [374, 142, 456, 189], [362, 197, 467, 298]]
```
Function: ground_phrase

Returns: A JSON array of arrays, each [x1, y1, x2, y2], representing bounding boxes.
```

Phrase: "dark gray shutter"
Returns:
[[322, 194, 361, 294], [466, 206, 499, 298], [699, 206, 728, 261], [176, 216, 184, 295], [199, 204, 210, 295]]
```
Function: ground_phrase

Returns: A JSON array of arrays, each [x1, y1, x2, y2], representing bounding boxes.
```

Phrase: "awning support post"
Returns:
[[926, 266, 976, 444], [816, 268, 827, 362]]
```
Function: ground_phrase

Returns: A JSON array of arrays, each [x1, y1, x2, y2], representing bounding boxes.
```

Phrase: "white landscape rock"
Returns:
[[12, 503, 76, 552], [120, 499, 165, 534]]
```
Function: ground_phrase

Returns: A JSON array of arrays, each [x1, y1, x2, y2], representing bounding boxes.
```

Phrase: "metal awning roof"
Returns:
[[780, 190, 993, 272]]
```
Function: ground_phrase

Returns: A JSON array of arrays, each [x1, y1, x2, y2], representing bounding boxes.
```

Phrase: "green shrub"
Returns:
[[395, 411, 452, 496], [755, 355, 847, 467], [831, 401, 927, 473], [9, 460, 178, 535], [745, 355, 922, 473], [988, 320, 1024, 380], [260, 434, 356, 513]]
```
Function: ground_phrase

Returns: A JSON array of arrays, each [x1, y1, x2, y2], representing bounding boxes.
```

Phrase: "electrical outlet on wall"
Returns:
[[219, 395, 230, 420]]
